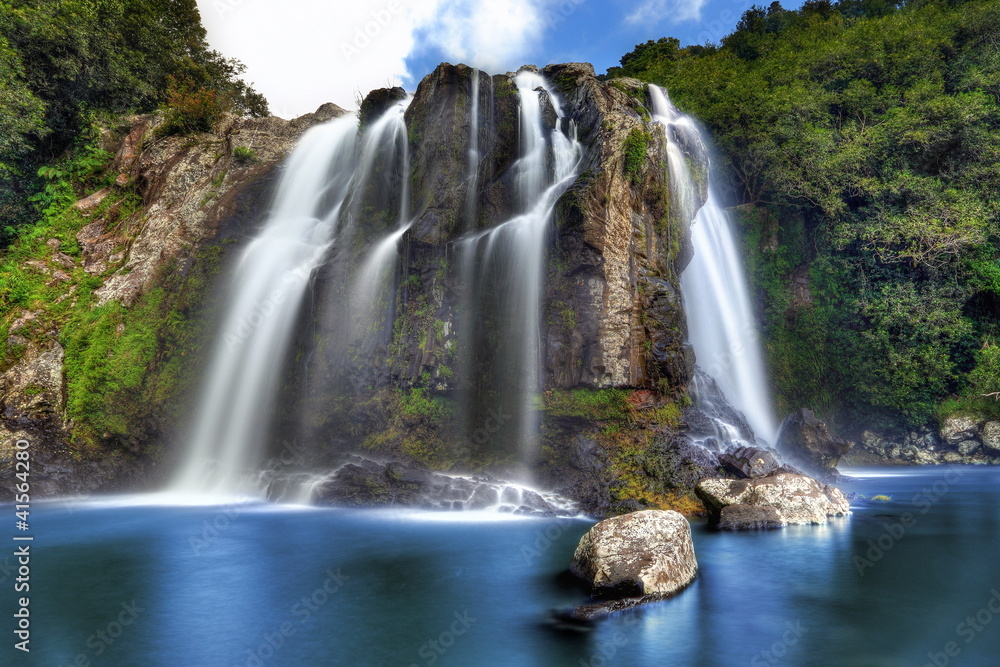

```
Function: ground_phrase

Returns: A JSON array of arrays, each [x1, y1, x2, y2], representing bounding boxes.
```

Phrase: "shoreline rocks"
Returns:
[[845, 417, 1000, 467]]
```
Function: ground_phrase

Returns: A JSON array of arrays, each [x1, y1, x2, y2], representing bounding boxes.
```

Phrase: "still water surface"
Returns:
[[10, 466, 1000, 666]]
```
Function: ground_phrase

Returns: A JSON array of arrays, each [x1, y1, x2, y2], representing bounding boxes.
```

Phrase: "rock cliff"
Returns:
[[1, 63, 715, 514]]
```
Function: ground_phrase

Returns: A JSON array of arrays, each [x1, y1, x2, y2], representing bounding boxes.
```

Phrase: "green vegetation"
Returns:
[[0, 0, 267, 245], [0, 120, 227, 450], [622, 127, 650, 185], [232, 146, 259, 164], [610, 0, 1000, 433]]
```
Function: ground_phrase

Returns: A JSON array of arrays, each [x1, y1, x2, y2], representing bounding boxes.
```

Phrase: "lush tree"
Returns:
[[613, 0, 1000, 433], [0, 0, 268, 243]]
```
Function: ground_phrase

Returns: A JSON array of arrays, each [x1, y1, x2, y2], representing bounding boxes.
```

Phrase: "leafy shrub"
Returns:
[[160, 75, 225, 135], [232, 146, 258, 164]]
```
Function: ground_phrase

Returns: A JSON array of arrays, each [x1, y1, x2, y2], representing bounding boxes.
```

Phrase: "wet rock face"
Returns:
[[570, 510, 697, 600], [385, 62, 699, 393], [695, 472, 851, 529], [777, 408, 854, 476], [543, 63, 698, 390]]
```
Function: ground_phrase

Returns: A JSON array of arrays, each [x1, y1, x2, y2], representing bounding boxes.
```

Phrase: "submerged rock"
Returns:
[[569, 510, 697, 602], [695, 472, 850, 529]]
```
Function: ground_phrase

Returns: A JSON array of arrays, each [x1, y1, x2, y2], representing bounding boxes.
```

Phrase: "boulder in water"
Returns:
[[695, 472, 850, 529], [777, 408, 853, 477], [569, 510, 697, 601], [718, 504, 783, 530], [718, 446, 780, 479]]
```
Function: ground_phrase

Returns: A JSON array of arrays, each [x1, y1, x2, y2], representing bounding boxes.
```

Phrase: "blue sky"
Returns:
[[197, 0, 804, 118]]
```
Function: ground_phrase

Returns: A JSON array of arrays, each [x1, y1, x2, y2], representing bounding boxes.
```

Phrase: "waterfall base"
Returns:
[[265, 456, 580, 516]]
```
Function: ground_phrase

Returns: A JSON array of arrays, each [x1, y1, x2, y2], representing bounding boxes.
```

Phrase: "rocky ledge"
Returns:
[[307, 457, 577, 517]]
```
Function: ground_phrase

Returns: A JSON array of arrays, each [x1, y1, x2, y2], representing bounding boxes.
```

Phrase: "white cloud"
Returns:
[[196, 0, 555, 119], [409, 0, 551, 73], [625, 0, 707, 25]]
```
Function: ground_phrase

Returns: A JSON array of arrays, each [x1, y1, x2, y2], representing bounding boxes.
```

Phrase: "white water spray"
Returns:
[[477, 71, 582, 460], [650, 85, 778, 444], [171, 115, 360, 495]]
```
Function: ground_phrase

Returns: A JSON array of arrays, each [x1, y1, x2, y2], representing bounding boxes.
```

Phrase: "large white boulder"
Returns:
[[570, 510, 697, 599]]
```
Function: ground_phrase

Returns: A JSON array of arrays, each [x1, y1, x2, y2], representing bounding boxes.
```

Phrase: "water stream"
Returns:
[[650, 85, 779, 446]]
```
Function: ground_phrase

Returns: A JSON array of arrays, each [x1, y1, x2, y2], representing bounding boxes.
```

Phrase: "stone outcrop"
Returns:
[[845, 416, 1000, 466], [570, 510, 697, 603], [364, 62, 699, 394], [95, 104, 344, 306], [777, 408, 853, 479], [695, 472, 851, 529], [983, 422, 1000, 452]]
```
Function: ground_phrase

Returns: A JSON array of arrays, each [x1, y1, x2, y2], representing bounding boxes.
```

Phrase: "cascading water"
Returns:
[[171, 115, 360, 496], [173, 97, 415, 497], [173, 70, 580, 502], [457, 69, 582, 464], [346, 98, 412, 352], [649, 85, 778, 446]]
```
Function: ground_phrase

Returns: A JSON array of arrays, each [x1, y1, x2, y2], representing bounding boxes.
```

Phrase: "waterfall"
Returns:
[[346, 98, 412, 352], [465, 68, 481, 231], [458, 69, 583, 464], [171, 115, 360, 496], [649, 85, 778, 445], [173, 70, 582, 497], [173, 98, 414, 497]]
